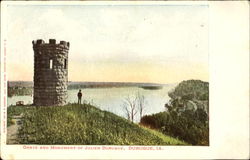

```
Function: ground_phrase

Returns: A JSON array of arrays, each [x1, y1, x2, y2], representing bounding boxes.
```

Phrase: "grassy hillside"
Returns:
[[8, 104, 187, 145]]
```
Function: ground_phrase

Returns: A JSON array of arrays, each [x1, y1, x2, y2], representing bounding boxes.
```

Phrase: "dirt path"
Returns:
[[7, 115, 22, 144]]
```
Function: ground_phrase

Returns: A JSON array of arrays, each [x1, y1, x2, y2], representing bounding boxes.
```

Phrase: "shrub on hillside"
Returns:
[[140, 80, 209, 145], [140, 109, 208, 145]]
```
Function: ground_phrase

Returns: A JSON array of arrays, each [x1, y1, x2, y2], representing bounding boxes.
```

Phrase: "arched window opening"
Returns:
[[64, 59, 67, 69], [49, 59, 53, 69]]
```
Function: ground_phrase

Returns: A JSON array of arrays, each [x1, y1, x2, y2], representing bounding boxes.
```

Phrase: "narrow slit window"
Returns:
[[49, 59, 53, 69], [64, 59, 67, 69]]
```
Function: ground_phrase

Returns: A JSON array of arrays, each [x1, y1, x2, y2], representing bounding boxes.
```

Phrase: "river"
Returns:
[[8, 85, 175, 121]]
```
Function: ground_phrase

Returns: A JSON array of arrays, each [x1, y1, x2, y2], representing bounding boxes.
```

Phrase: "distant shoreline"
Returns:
[[7, 81, 175, 97], [139, 86, 163, 90], [7, 80, 176, 87]]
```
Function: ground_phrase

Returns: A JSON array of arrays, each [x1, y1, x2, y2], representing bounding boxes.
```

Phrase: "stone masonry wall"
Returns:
[[33, 39, 70, 106]]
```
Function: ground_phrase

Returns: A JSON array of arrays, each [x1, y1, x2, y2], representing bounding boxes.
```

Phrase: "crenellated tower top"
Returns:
[[32, 39, 70, 48]]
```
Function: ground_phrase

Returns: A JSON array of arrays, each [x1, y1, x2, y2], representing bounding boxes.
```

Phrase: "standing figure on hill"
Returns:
[[77, 89, 82, 104]]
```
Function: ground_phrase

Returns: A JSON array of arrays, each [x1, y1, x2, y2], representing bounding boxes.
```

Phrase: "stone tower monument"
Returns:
[[32, 39, 70, 106]]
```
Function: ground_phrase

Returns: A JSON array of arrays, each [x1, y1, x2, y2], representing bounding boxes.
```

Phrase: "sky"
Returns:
[[5, 4, 209, 84]]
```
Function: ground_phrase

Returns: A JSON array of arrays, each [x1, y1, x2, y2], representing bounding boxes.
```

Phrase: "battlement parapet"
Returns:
[[32, 39, 70, 48]]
